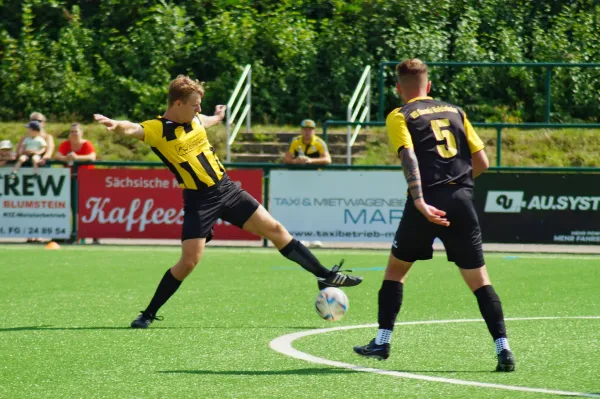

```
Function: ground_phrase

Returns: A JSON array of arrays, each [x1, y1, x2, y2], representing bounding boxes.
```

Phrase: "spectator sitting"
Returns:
[[283, 119, 332, 165], [0, 140, 16, 167], [16, 112, 55, 166], [11, 121, 46, 178], [54, 123, 97, 168]]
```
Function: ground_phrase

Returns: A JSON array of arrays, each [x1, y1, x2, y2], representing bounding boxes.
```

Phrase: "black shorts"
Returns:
[[392, 186, 485, 269], [181, 174, 260, 242]]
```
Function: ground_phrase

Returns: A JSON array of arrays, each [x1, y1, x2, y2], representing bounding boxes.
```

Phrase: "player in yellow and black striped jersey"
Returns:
[[140, 115, 226, 190], [354, 59, 515, 372], [94, 75, 362, 330], [283, 119, 331, 165]]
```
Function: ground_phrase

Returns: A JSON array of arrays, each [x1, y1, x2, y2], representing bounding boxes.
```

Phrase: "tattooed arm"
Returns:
[[400, 148, 450, 227], [400, 147, 424, 201]]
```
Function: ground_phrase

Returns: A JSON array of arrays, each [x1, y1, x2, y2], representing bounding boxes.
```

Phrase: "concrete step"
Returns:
[[231, 152, 365, 164], [234, 131, 372, 144], [233, 141, 367, 155]]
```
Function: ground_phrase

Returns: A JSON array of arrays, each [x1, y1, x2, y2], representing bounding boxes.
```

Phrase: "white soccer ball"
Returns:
[[315, 287, 349, 321]]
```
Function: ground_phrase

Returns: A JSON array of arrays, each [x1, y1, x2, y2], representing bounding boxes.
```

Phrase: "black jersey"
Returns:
[[387, 97, 485, 189]]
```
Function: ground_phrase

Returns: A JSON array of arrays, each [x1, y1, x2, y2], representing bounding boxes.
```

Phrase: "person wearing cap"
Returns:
[[16, 112, 55, 166], [11, 120, 47, 177], [0, 140, 16, 166], [283, 119, 332, 165]]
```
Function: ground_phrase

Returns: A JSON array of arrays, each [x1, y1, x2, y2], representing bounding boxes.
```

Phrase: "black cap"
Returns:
[[25, 121, 42, 131]]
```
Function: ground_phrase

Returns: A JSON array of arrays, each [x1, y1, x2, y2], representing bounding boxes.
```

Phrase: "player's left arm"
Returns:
[[199, 105, 226, 128], [463, 113, 488, 177]]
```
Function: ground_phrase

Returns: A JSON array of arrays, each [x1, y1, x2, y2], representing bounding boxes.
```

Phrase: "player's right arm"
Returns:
[[94, 114, 144, 141]]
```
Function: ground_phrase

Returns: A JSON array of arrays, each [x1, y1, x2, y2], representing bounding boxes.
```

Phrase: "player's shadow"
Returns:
[[0, 325, 177, 332], [0, 325, 320, 332], [158, 368, 360, 376]]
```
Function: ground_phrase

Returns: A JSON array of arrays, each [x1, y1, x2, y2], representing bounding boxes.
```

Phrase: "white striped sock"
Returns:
[[375, 329, 393, 345], [495, 338, 510, 354]]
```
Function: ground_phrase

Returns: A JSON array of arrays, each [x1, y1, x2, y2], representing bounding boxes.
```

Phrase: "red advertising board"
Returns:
[[78, 168, 263, 240]]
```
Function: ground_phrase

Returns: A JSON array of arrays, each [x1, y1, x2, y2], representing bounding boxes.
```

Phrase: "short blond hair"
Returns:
[[395, 59, 428, 89], [168, 75, 205, 106], [29, 111, 47, 123], [70, 123, 82, 132]]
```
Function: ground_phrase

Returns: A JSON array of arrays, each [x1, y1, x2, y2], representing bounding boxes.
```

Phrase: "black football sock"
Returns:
[[143, 269, 182, 317], [279, 239, 331, 278], [474, 285, 507, 341], [378, 280, 404, 331]]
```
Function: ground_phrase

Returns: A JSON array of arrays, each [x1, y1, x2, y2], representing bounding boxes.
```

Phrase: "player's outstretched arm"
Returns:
[[94, 114, 144, 141], [200, 105, 226, 128], [400, 148, 450, 227]]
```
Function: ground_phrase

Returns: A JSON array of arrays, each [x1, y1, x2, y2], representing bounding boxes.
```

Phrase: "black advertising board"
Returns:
[[474, 173, 600, 244]]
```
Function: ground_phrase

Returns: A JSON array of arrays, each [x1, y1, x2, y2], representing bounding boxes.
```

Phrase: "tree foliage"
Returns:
[[0, 0, 598, 123]]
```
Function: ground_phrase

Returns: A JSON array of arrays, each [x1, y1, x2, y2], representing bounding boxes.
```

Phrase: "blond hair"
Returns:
[[70, 123, 82, 132], [168, 75, 205, 107], [29, 111, 47, 123], [395, 59, 428, 89]]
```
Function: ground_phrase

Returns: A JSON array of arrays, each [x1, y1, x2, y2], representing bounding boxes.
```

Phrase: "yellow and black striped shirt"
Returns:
[[141, 114, 225, 190]]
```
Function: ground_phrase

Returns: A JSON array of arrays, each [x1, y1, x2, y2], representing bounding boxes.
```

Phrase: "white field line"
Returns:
[[270, 316, 600, 398]]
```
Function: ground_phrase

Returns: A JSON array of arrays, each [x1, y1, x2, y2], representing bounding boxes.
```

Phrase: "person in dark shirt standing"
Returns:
[[353, 59, 514, 372]]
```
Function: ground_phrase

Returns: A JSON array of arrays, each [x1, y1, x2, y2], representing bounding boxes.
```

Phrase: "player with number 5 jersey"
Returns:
[[386, 95, 484, 189], [353, 59, 515, 372]]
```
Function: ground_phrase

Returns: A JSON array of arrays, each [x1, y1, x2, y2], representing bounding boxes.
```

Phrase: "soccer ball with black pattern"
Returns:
[[315, 287, 349, 321]]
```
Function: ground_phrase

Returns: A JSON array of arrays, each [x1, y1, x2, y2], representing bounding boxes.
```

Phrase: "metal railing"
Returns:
[[61, 160, 600, 245], [377, 61, 600, 122], [226, 64, 252, 162], [322, 120, 600, 167], [346, 66, 371, 164]]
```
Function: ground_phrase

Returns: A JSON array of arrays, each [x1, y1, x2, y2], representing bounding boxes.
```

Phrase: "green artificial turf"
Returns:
[[0, 246, 598, 398]]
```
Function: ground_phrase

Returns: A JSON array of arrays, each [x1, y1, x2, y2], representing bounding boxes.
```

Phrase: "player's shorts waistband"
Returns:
[[424, 184, 473, 193], [182, 173, 231, 197]]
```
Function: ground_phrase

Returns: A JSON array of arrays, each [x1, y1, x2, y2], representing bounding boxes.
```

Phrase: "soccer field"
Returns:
[[1, 245, 598, 399]]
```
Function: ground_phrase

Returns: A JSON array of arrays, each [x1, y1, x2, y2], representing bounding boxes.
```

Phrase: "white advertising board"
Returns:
[[0, 168, 71, 238], [270, 171, 408, 241]]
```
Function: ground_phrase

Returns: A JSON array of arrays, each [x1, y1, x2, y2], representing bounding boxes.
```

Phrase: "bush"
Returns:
[[0, 0, 598, 124]]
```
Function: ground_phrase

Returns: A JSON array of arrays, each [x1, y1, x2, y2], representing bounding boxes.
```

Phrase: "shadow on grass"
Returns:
[[0, 325, 321, 332], [0, 325, 135, 331], [158, 368, 360, 376]]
